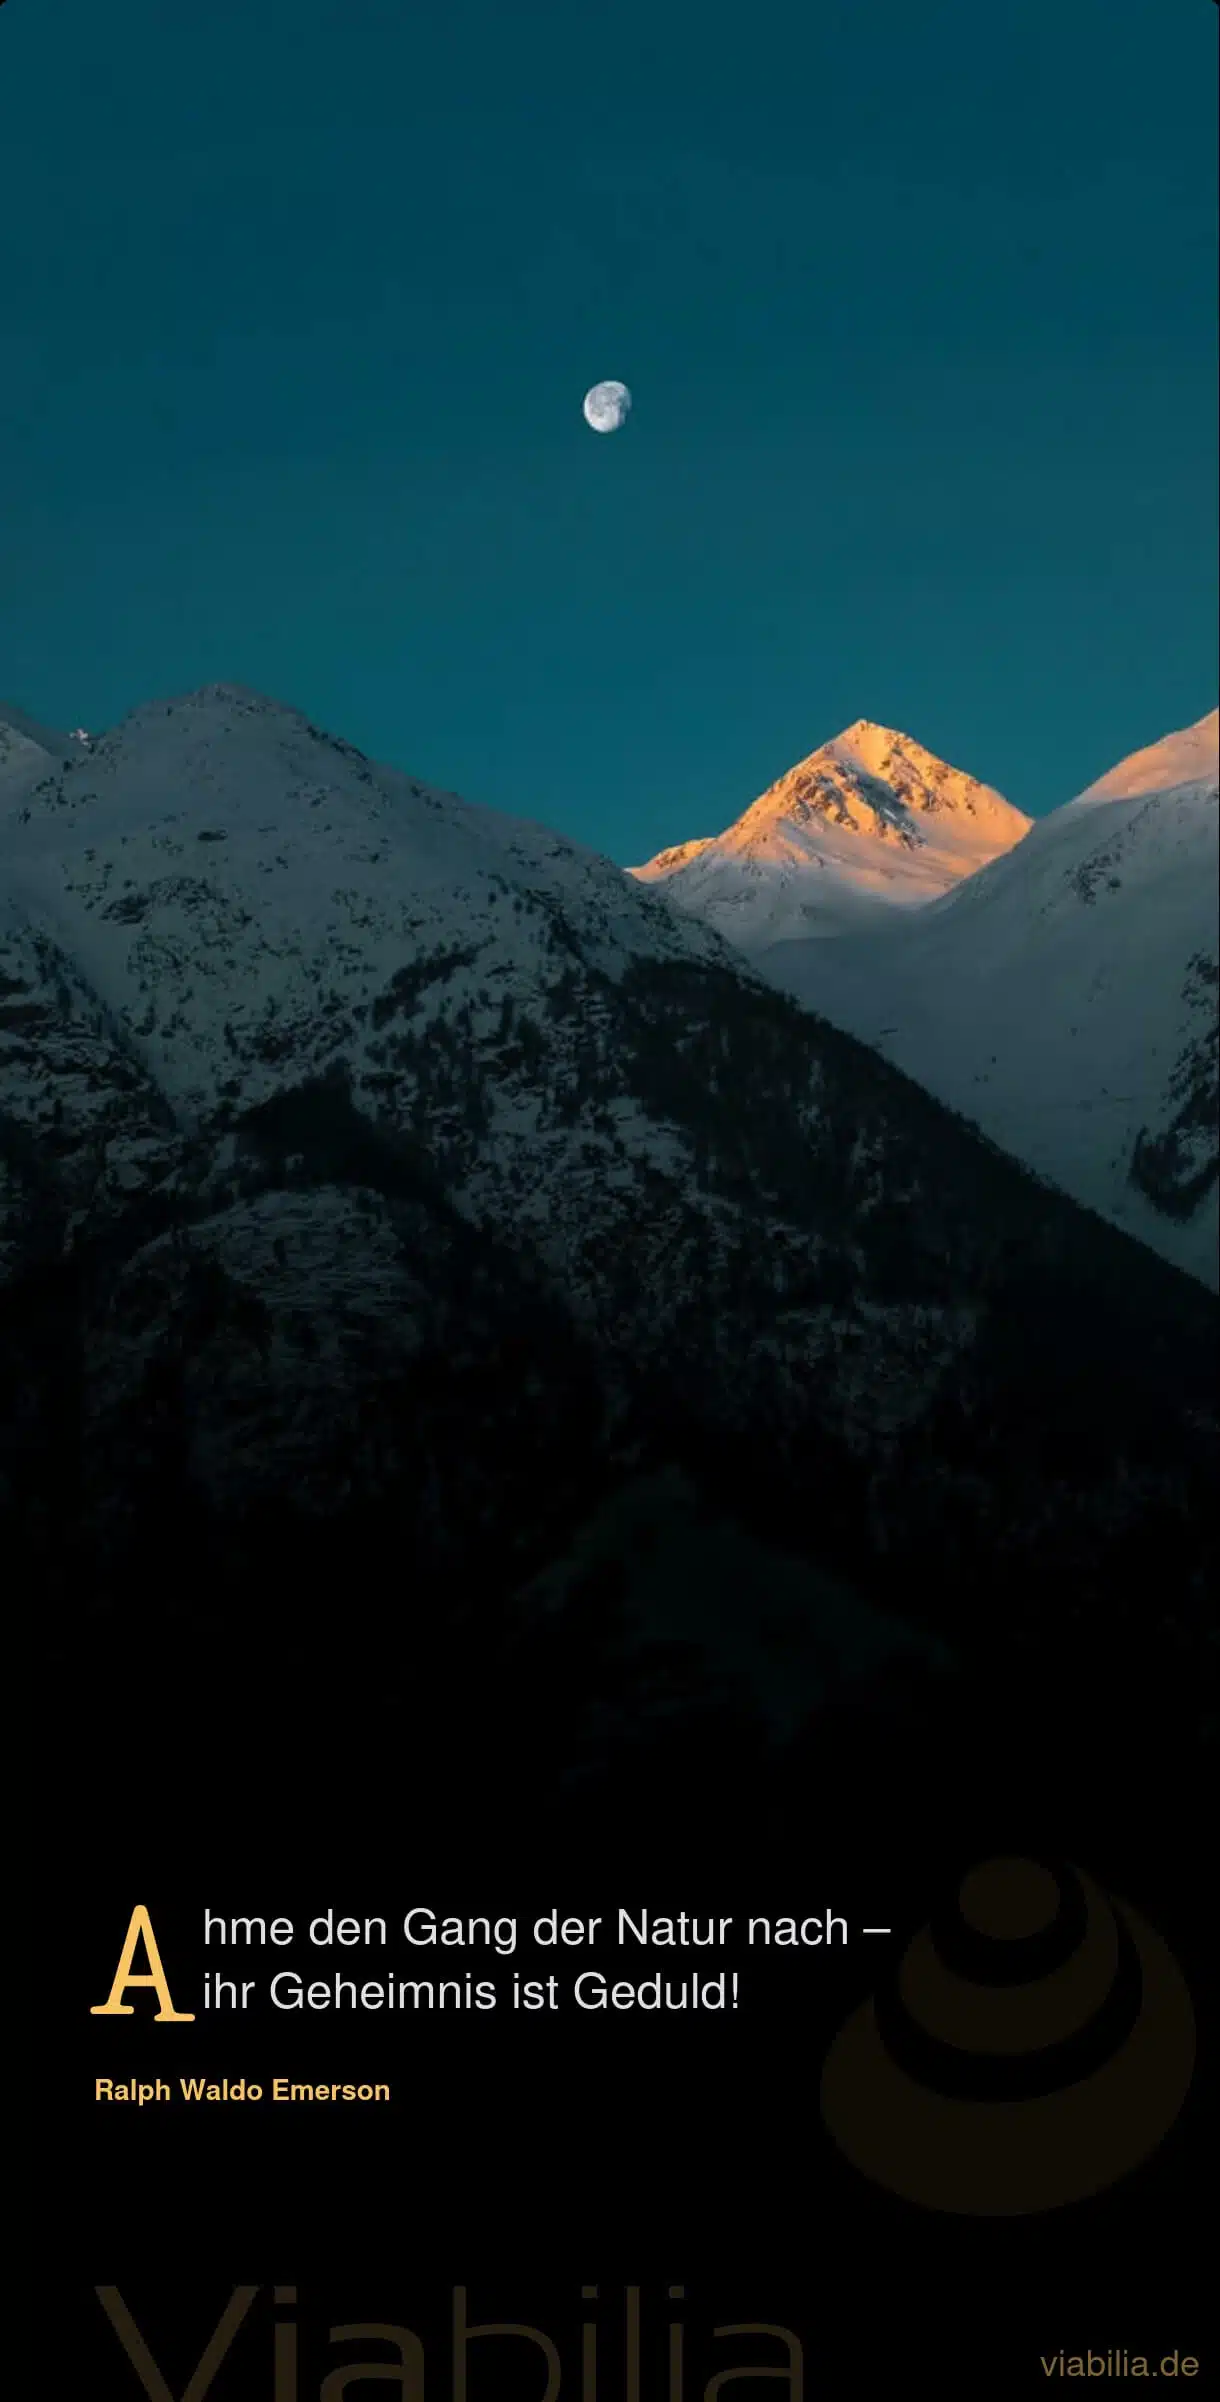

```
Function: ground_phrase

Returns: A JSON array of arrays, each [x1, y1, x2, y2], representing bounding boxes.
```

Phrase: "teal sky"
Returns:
[[1, 0, 1216, 860]]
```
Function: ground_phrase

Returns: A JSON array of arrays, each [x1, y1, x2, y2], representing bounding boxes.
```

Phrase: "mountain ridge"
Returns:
[[1066, 707, 1219, 812], [630, 719, 1031, 946]]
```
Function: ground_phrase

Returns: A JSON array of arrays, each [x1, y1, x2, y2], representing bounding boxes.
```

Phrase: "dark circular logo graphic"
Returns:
[[820, 1857, 1195, 2214]]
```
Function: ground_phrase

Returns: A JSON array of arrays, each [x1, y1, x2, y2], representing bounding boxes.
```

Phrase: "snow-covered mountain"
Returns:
[[1, 685, 1212, 1773], [762, 710, 1220, 1289], [630, 720, 1031, 947], [0, 679, 726, 1151]]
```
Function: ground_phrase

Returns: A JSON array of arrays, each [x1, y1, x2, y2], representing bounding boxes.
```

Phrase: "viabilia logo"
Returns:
[[821, 1855, 1195, 2214], [96, 2282, 806, 2399]]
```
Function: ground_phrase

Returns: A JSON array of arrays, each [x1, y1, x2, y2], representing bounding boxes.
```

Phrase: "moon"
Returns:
[[582, 379, 632, 435]]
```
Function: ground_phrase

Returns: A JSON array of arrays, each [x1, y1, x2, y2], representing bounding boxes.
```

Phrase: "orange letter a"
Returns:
[[91, 1905, 196, 2022]]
